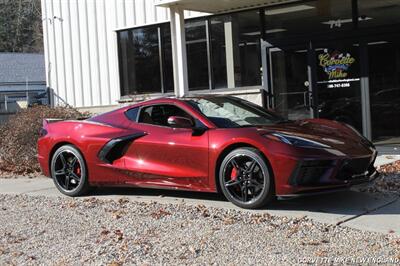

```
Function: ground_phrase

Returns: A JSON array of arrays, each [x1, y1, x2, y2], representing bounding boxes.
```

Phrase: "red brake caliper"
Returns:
[[231, 167, 237, 181], [75, 164, 81, 176]]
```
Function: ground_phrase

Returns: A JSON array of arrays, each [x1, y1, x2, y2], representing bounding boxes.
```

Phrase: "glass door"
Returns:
[[314, 42, 363, 132], [268, 46, 312, 120], [367, 35, 400, 145]]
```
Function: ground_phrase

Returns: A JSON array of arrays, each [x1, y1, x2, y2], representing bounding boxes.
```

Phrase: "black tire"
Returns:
[[50, 144, 90, 197], [219, 147, 274, 209]]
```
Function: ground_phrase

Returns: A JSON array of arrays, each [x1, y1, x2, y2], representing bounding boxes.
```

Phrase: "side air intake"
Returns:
[[98, 133, 146, 164]]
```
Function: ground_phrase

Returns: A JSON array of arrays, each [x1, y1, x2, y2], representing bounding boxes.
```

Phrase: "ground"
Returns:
[[1, 194, 400, 265], [0, 157, 399, 265]]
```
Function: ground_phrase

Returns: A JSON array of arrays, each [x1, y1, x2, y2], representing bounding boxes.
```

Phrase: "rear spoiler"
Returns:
[[42, 116, 89, 125], [42, 118, 64, 127], [40, 117, 90, 137]]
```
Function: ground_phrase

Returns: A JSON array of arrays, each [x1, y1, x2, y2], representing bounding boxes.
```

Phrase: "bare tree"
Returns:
[[0, 0, 43, 53]]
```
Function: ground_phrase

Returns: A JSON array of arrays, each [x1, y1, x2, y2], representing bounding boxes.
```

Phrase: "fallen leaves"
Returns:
[[362, 174, 400, 194], [104, 209, 126, 220], [3, 232, 28, 245], [315, 250, 328, 257], [99, 229, 124, 243], [83, 197, 100, 208], [112, 211, 125, 220], [0, 246, 5, 256], [100, 230, 110, 236], [222, 217, 235, 225], [114, 230, 124, 241], [1, 193, 399, 265], [188, 246, 201, 256], [379, 160, 400, 174], [107, 261, 122, 266], [68, 201, 78, 208], [61, 200, 78, 209], [0, 105, 89, 175], [118, 198, 130, 206], [301, 240, 322, 246], [150, 208, 171, 219], [249, 213, 272, 224], [358, 161, 400, 194], [195, 204, 210, 218]]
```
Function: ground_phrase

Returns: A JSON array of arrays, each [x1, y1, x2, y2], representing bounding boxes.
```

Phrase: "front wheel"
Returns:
[[219, 148, 274, 209], [50, 145, 90, 197]]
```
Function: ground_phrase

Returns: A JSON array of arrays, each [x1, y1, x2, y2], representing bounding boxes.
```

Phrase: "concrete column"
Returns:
[[224, 22, 235, 89], [169, 6, 189, 97]]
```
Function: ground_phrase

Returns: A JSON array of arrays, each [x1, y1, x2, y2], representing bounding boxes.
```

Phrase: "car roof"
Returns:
[[122, 94, 231, 108]]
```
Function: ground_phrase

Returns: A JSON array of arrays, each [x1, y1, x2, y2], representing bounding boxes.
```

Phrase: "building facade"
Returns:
[[41, 0, 400, 150], [0, 53, 47, 123], [41, 0, 205, 109]]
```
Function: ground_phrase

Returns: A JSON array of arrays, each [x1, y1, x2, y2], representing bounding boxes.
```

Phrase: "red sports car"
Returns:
[[37, 96, 378, 209]]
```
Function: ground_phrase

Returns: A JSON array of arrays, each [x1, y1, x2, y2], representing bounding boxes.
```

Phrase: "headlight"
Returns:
[[265, 133, 331, 149]]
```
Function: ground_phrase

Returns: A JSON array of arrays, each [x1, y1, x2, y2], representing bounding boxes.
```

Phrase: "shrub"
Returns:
[[0, 105, 89, 175]]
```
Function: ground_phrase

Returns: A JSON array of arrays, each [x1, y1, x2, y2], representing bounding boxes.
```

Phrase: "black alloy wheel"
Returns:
[[51, 145, 90, 196], [219, 147, 274, 209]]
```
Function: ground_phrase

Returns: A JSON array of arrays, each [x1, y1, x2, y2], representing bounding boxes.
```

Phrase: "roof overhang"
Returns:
[[155, 0, 301, 14]]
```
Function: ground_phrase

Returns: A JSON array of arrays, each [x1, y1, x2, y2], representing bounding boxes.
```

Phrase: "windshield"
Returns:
[[186, 97, 287, 128]]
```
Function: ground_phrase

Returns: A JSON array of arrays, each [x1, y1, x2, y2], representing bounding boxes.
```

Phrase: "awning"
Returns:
[[155, 0, 300, 14]]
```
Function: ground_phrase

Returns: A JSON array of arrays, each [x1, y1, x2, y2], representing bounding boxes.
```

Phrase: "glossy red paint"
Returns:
[[37, 97, 377, 197]]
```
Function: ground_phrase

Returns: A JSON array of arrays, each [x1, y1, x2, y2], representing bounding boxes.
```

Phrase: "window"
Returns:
[[118, 27, 161, 95], [117, 25, 176, 96], [186, 97, 284, 128], [138, 104, 194, 127], [210, 16, 228, 89], [125, 107, 139, 122], [161, 24, 175, 92], [210, 10, 262, 88], [186, 20, 209, 91], [368, 36, 400, 144], [118, 8, 264, 96]]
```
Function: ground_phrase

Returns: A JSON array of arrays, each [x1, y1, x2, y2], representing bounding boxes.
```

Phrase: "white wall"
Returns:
[[41, 0, 206, 108]]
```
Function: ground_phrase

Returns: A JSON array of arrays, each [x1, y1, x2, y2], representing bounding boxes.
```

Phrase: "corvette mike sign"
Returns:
[[318, 49, 356, 79]]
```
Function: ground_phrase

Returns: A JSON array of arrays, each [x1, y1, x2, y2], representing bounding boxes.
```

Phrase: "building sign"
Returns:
[[318, 49, 356, 79]]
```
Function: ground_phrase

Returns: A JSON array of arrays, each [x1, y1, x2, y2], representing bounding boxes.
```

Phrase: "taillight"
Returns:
[[39, 128, 48, 137]]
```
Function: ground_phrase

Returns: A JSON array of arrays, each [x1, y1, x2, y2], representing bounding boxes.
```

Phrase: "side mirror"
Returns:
[[167, 116, 194, 128]]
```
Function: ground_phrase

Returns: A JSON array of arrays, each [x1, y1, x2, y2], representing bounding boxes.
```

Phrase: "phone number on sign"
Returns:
[[298, 256, 400, 264], [327, 82, 350, 88]]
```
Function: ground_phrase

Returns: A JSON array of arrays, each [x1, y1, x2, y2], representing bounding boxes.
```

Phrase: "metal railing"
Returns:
[[0, 89, 49, 113]]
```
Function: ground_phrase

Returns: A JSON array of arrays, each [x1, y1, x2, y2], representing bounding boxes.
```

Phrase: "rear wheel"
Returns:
[[219, 148, 274, 209], [50, 145, 90, 197]]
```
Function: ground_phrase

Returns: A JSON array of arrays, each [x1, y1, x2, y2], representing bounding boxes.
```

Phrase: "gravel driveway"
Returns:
[[1, 194, 399, 265]]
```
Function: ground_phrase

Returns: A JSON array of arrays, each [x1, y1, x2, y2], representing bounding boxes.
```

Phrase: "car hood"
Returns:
[[254, 119, 372, 154]]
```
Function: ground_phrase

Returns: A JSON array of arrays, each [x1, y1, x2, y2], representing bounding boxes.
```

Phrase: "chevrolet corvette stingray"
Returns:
[[37, 95, 378, 209]]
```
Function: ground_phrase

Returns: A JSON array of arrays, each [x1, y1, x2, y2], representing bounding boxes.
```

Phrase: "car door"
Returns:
[[122, 103, 210, 191]]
